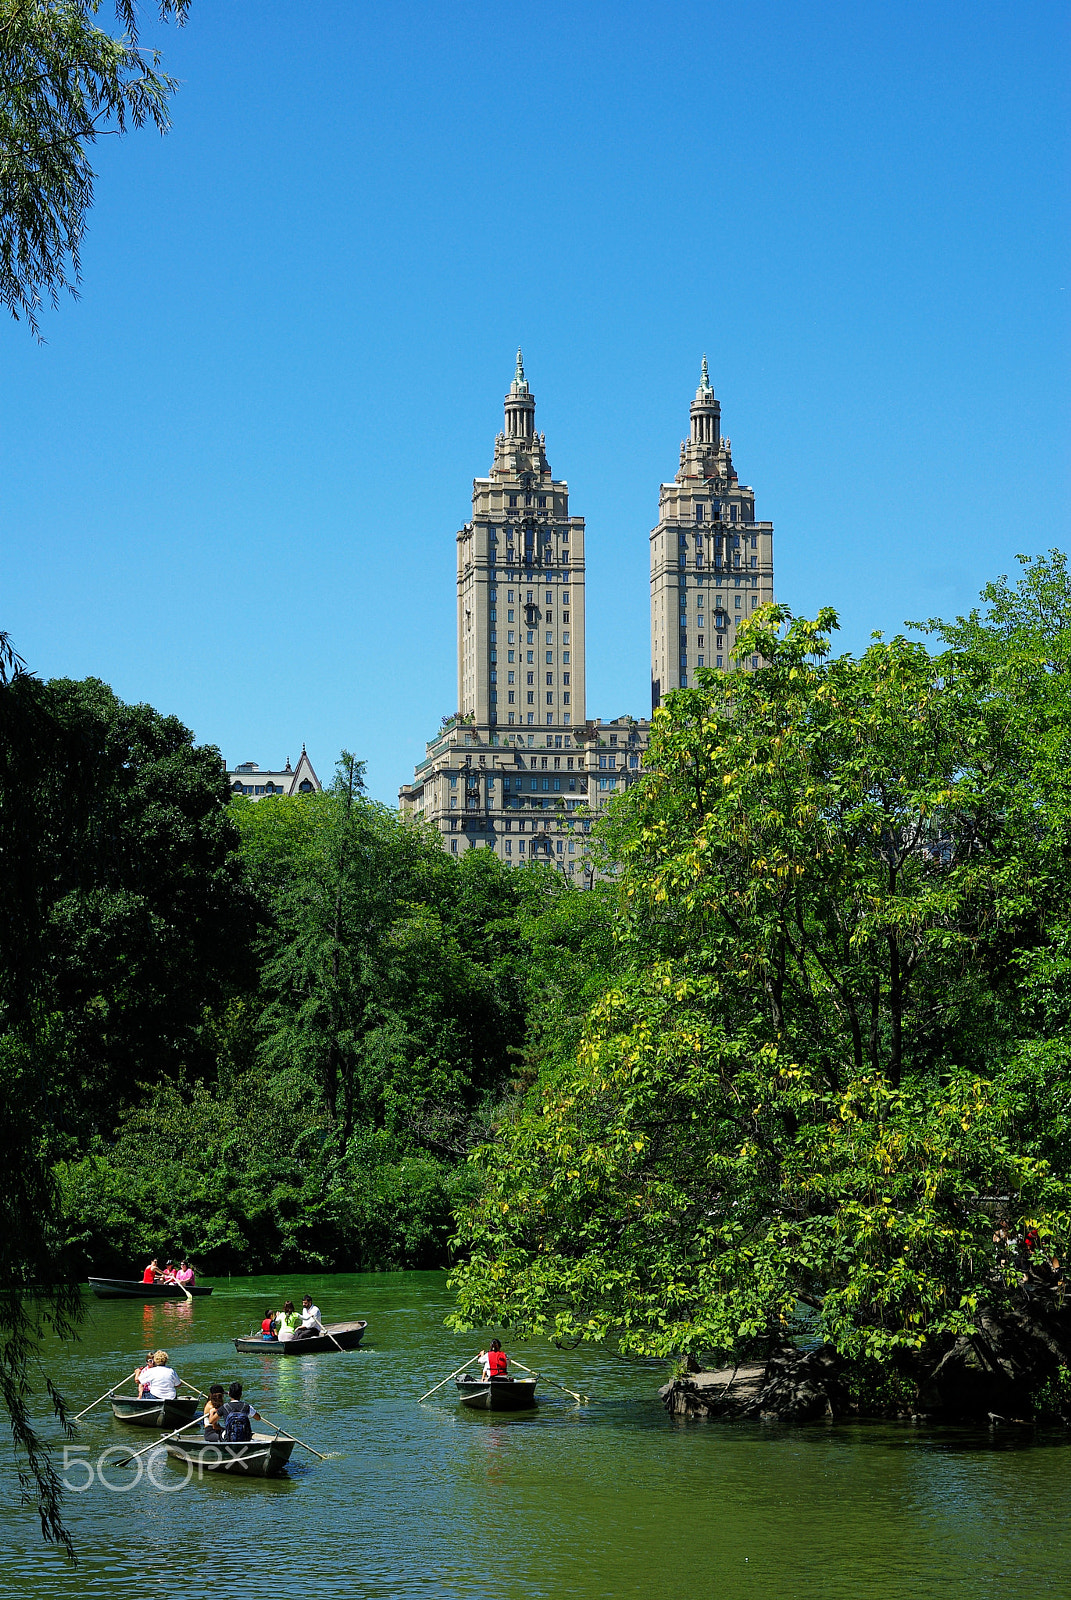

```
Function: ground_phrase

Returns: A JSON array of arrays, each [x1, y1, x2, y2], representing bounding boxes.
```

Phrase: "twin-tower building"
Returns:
[[399, 355, 775, 871]]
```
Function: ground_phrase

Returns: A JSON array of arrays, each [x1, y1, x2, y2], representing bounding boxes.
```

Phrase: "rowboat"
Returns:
[[109, 1394, 200, 1428], [88, 1276, 212, 1300], [233, 1319, 367, 1355], [455, 1375, 539, 1411], [165, 1432, 297, 1478]]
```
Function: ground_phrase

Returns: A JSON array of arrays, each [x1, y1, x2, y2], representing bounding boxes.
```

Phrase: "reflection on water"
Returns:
[[1, 1271, 1069, 1600]]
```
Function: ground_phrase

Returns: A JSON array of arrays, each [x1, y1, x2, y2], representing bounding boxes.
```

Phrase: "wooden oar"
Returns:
[[253, 1410, 327, 1460], [509, 1357, 588, 1404], [113, 1415, 205, 1468], [419, 1356, 481, 1403], [72, 1370, 140, 1424], [319, 1325, 347, 1354]]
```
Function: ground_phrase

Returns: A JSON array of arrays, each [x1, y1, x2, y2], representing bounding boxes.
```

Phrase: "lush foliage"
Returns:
[[4, 552, 1071, 1547], [1, 1, 189, 336], [450, 556, 1071, 1389], [47, 752, 601, 1277]]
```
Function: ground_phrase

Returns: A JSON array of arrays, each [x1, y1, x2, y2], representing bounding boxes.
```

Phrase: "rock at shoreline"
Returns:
[[659, 1347, 846, 1425], [658, 1285, 1071, 1425]]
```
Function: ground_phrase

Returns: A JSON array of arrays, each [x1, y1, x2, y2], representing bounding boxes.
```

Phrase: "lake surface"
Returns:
[[2, 1271, 1069, 1598]]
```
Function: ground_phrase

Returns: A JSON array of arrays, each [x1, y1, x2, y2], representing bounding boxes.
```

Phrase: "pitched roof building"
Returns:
[[227, 745, 321, 799]]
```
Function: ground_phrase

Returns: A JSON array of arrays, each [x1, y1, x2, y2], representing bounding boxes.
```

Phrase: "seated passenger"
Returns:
[[203, 1384, 226, 1440], [141, 1258, 159, 1284], [275, 1300, 300, 1342], [174, 1260, 195, 1286], [260, 1310, 277, 1340], [139, 1350, 181, 1400]]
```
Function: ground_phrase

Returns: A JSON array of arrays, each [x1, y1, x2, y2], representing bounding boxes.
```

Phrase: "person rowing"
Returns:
[[479, 1339, 509, 1381], [293, 1295, 324, 1341]]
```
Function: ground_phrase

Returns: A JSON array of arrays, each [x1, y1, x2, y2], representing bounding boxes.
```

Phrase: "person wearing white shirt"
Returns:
[[294, 1296, 324, 1340], [139, 1350, 180, 1399]]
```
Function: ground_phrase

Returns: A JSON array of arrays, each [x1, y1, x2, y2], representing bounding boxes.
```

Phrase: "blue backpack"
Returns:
[[222, 1404, 253, 1442]]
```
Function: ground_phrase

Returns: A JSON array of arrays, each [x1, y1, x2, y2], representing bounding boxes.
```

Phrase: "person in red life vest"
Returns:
[[260, 1310, 277, 1340], [479, 1339, 509, 1380]]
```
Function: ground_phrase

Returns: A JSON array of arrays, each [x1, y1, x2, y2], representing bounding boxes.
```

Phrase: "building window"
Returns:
[[695, 504, 704, 522], [563, 692, 570, 704], [527, 693, 534, 705], [546, 693, 553, 704], [451, 840, 458, 852], [562, 651, 569, 664], [509, 494, 517, 507], [518, 840, 525, 854], [506, 841, 512, 854], [527, 631, 534, 644], [527, 672, 534, 685], [546, 672, 553, 686]]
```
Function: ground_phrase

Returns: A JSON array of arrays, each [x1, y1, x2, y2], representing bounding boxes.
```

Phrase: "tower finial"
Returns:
[[700, 354, 711, 391], [515, 348, 525, 383]]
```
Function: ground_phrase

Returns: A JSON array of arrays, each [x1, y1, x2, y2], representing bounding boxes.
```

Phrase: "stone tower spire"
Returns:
[[503, 348, 537, 443], [648, 366, 775, 707], [689, 354, 721, 449], [452, 355, 587, 739]]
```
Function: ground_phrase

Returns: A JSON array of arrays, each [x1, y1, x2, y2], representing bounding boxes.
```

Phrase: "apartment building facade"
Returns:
[[399, 357, 774, 868]]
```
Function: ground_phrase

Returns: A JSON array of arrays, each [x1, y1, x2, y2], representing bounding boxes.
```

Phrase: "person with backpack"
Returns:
[[221, 1381, 260, 1442]]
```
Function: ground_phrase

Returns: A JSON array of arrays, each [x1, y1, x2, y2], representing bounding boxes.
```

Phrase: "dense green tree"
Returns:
[[8, 677, 256, 1142], [0, 666, 253, 1551], [1, 1, 189, 336], [241, 757, 530, 1156], [450, 563, 1071, 1395]]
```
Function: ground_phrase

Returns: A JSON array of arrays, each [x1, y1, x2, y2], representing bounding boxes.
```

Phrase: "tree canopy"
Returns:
[[1, 1, 190, 336], [449, 556, 1071, 1396]]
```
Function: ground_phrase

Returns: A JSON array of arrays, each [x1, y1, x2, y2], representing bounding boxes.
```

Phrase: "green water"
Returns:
[[3, 1272, 1069, 1598]]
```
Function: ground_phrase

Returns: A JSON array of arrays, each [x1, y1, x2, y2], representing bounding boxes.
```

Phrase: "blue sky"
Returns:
[[3, 0, 1067, 803]]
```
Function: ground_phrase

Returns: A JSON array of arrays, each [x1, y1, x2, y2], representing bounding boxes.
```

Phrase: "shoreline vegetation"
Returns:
[[3, 553, 1071, 1549]]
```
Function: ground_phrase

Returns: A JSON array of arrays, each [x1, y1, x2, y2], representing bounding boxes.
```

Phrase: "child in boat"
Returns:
[[479, 1340, 509, 1380], [260, 1310, 277, 1340], [139, 1350, 181, 1400], [203, 1385, 226, 1440]]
